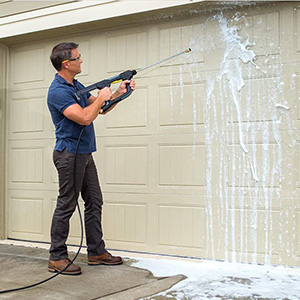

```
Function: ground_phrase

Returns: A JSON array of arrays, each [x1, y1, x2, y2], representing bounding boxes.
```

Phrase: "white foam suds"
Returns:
[[165, 7, 292, 271], [132, 257, 300, 300]]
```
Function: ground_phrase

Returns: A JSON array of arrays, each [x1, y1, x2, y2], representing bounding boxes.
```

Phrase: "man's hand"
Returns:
[[98, 80, 136, 115], [97, 87, 112, 106], [118, 80, 135, 95], [64, 86, 112, 125]]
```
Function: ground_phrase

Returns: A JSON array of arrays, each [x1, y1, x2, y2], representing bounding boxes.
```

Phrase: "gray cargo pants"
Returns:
[[49, 149, 106, 260]]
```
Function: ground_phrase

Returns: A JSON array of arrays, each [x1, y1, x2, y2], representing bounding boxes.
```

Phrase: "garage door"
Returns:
[[6, 2, 300, 266]]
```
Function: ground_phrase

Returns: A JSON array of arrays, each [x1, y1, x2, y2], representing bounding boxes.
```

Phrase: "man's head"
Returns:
[[50, 42, 82, 73]]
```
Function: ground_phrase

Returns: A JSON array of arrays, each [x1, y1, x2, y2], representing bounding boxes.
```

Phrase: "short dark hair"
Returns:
[[50, 42, 79, 71]]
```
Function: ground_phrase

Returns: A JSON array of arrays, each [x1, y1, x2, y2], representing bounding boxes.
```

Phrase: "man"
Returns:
[[47, 42, 135, 275]]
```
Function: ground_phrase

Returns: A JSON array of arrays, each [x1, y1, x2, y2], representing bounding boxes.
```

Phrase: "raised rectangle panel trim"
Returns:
[[103, 202, 146, 243], [105, 145, 148, 186], [10, 197, 43, 234], [159, 144, 205, 186], [12, 48, 45, 84], [11, 96, 44, 133], [158, 205, 205, 248], [10, 147, 44, 183]]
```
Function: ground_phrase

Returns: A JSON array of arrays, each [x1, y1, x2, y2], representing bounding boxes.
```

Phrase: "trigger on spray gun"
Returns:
[[74, 48, 191, 113]]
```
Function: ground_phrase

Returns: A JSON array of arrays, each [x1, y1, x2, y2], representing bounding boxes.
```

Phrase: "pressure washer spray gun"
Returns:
[[75, 48, 192, 113]]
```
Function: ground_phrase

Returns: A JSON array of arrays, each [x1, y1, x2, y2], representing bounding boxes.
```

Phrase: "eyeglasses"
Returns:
[[62, 54, 81, 64]]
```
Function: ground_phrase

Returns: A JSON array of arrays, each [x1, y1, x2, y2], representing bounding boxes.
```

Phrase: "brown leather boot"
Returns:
[[48, 258, 82, 275], [88, 252, 123, 265]]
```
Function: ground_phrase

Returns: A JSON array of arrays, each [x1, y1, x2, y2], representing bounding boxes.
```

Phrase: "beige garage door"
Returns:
[[6, 2, 300, 266]]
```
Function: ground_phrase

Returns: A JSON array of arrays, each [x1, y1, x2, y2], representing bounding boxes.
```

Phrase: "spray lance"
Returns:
[[75, 48, 192, 112]]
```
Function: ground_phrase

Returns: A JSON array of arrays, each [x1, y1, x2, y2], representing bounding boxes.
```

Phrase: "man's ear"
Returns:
[[62, 61, 69, 70]]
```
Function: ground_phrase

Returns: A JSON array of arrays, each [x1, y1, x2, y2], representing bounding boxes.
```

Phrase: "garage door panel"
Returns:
[[93, 78, 151, 137], [11, 97, 44, 134], [101, 192, 149, 250], [10, 147, 44, 184], [158, 82, 205, 127], [105, 85, 148, 129], [7, 140, 56, 191], [12, 48, 45, 85], [7, 190, 54, 242], [9, 45, 51, 91], [158, 205, 205, 249], [107, 31, 147, 73], [10, 197, 43, 234], [227, 208, 280, 255], [159, 23, 204, 66], [103, 202, 147, 244], [250, 12, 280, 57], [105, 145, 148, 186], [159, 144, 205, 187], [8, 89, 53, 140], [152, 195, 206, 257]]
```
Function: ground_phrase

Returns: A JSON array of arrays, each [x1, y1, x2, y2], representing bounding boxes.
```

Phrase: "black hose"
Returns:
[[0, 126, 86, 294]]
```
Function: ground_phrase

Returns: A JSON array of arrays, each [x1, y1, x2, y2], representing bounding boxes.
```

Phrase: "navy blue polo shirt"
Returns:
[[47, 74, 96, 154]]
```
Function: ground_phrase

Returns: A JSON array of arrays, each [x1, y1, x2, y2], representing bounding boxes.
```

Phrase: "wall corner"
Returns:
[[0, 43, 7, 240]]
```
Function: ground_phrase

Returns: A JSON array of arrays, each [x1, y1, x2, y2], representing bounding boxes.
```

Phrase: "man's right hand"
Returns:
[[63, 86, 113, 126], [97, 87, 112, 106]]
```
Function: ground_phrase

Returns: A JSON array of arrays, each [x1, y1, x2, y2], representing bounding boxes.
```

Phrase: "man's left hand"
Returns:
[[119, 80, 135, 94]]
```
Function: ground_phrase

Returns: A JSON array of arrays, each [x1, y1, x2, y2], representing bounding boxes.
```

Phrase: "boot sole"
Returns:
[[88, 261, 123, 266], [48, 267, 82, 275]]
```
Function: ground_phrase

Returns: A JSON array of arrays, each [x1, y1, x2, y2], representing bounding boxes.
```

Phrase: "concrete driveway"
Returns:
[[0, 242, 184, 300]]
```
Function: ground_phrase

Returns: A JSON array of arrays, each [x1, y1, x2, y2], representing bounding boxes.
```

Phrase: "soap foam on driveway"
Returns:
[[131, 257, 300, 300]]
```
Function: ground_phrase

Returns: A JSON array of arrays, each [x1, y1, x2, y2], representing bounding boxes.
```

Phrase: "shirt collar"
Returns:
[[55, 73, 78, 87]]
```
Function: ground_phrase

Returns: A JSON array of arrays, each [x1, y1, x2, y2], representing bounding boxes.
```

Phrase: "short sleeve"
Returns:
[[49, 87, 77, 113]]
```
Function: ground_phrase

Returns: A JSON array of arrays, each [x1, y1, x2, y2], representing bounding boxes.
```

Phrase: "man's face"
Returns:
[[68, 48, 82, 75]]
